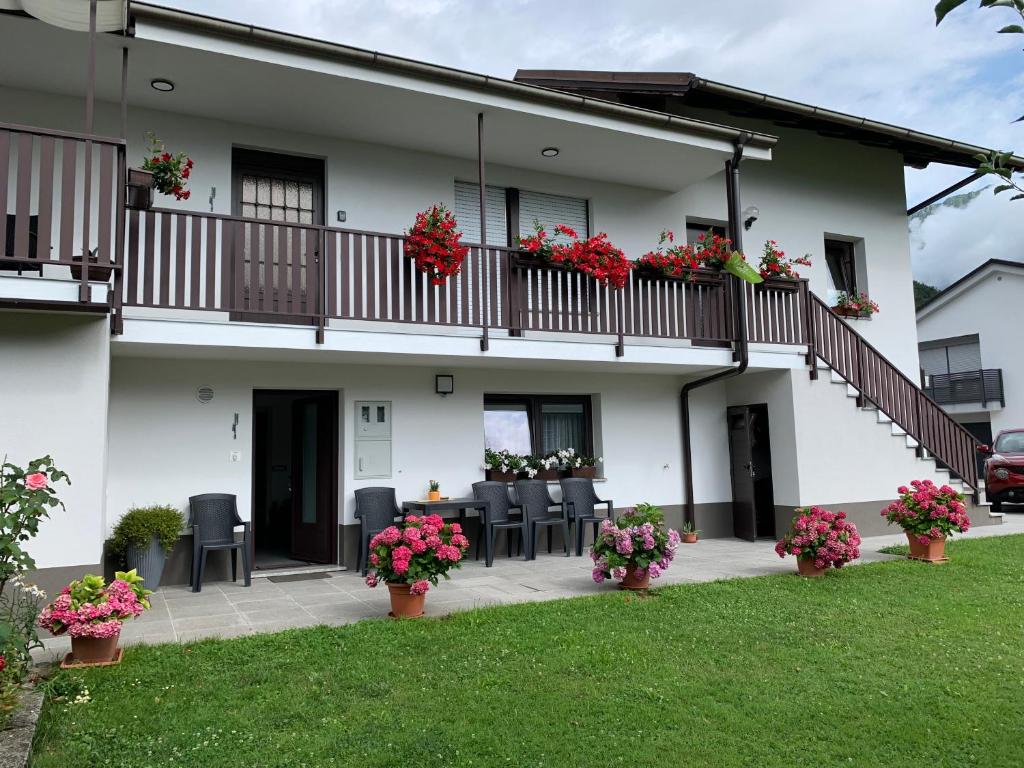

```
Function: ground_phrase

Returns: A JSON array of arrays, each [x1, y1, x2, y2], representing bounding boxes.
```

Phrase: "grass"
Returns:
[[32, 535, 1024, 768]]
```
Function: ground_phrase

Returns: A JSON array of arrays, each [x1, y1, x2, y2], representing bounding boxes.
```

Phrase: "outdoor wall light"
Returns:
[[743, 205, 760, 230], [435, 374, 455, 397], [541, 147, 560, 158], [150, 78, 175, 92]]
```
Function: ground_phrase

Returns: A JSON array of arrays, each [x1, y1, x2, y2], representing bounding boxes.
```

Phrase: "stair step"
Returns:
[[890, 422, 907, 437], [876, 411, 892, 424], [905, 435, 919, 448], [830, 370, 845, 384]]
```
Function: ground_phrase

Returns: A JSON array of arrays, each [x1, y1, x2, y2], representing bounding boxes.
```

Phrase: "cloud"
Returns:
[[159, 0, 1023, 285]]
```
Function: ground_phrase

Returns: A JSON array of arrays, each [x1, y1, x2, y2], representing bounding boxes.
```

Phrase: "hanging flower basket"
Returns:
[[141, 132, 193, 202], [516, 223, 632, 288], [125, 168, 154, 211], [404, 204, 469, 285]]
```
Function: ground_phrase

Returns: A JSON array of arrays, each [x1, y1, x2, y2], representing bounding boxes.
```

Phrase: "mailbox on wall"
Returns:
[[354, 401, 391, 478]]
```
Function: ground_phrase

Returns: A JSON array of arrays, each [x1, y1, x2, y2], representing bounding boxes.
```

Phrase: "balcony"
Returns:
[[923, 369, 1005, 408]]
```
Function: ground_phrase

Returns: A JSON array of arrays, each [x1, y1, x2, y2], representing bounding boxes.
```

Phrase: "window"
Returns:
[[824, 239, 857, 296], [484, 395, 593, 456], [454, 182, 588, 247], [232, 148, 324, 225], [919, 335, 982, 376], [686, 220, 727, 245]]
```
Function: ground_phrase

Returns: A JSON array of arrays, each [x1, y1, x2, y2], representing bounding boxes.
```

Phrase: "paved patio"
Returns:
[[36, 515, 1022, 660]]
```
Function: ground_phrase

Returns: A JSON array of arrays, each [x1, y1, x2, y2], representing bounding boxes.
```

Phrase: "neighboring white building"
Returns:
[[0, 4, 1016, 588], [917, 258, 1024, 452]]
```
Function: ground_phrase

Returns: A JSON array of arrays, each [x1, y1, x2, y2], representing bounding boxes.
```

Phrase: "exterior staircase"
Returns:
[[804, 293, 980, 496]]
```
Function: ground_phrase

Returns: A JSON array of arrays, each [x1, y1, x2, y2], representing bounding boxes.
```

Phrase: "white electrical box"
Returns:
[[354, 401, 392, 478]]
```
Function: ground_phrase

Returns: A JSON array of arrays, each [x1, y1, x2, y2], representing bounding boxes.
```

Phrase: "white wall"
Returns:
[[106, 357, 705, 530], [0, 312, 110, 569], [3, 86, 919, 375], [917, 266, 1024, 436]]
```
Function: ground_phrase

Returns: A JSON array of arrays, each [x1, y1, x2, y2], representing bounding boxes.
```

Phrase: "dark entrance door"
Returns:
[[252, 390, 338, 568], [727, 404, 776, 541], [290, 394, 337, 563]]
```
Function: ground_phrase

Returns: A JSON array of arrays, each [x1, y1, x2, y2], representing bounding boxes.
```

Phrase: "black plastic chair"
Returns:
[[559, 478, 614, 556], [514, 479, 569, 560], [188, 493, 251, 593], [472, 481, 527, 566], [354, 487, 402, 576]]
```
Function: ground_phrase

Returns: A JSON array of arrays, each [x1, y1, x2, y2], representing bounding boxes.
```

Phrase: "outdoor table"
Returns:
[[401, 497, 494, 566]]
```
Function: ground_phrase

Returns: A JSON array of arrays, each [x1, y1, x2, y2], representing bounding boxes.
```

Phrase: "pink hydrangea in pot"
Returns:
[[775, 506, 861, 577], [37, 570, 151, 666], [364, 514, 469, 618], [590, 503, 680, 590], [881, 480, 970, 562]]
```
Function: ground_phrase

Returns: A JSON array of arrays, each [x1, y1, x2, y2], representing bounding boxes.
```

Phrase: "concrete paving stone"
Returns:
[[288, 589, 364, 608], [171, 613, 248, 632], [239, 607, 315, 625], [177, 626, 255, 643]]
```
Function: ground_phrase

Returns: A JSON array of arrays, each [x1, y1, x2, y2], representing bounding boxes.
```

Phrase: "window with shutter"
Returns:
[[454, 181, 508, 246], [518, 190, 589, 244]]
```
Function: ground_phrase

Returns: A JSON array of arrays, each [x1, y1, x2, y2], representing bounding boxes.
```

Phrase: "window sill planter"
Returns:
[[511, 251, 569, 272], [634, 264, 724, 287], [618, 564, 650, 591], [70, 254, 113, 282], [523, 468, 561, 481], [905, 532, 948, 562], [796, 557, 826, 578], [126, 168, 154, 211], [569, 466, 597, 479], [485, 469, 517, 483], [386, 582, 425, 618], [757, 277, 801, 293], [67, 630, 122, 667], [832, 306, 871, 319]]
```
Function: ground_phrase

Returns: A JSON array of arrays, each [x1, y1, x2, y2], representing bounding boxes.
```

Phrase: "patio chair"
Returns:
[[513, 479, 570, 560], [559, 477, 614, 556], [354, 487, 402, 576], [188, 493, 251, 593], [472, 481, 528, 566]]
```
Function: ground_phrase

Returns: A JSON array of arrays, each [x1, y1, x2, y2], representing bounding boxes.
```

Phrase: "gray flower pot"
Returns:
[[126, 534, 167, 590]]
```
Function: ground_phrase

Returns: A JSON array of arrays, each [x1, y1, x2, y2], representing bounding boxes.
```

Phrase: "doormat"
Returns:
[[267, 572, 333, 583]]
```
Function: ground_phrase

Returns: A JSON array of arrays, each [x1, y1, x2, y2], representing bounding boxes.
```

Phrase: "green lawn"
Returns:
[[32, 535, 1024, 768]]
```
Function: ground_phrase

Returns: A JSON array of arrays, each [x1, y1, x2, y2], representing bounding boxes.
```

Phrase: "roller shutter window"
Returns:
[[919, 346, 950, 376], [919, 336, 982, 376], [518, 190, 589, 245], [454, 181, 508, 246], [946, 340, 982, 373]]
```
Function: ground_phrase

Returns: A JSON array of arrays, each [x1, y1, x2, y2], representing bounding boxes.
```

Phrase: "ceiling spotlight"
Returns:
[[541, 147, 560, 158], [150, 78, 175, 92]]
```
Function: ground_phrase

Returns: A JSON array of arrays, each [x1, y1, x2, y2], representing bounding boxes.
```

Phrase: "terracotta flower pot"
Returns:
[[387, 582, 425, 618], [682, 532, 698, 544], [796, 557, 826, 578], [427, 490, 441, 501], [905, 531, 947, 562], [570, 466, 596, 479], [618, 564, 650, 591], [485, 469, 517, 483], [70, 628, 121, 665]]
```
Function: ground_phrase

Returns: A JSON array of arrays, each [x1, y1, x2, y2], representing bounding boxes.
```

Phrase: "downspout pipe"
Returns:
[[681, 132, 752, 527]]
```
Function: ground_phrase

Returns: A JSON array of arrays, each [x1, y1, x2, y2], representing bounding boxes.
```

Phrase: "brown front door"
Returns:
[[727, 406, 758, 541], [231, 148, 325, 322], [289, 392, 337, 563]]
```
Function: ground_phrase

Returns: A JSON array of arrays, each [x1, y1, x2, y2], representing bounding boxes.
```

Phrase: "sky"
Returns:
[[160, 0, 1024, 288]]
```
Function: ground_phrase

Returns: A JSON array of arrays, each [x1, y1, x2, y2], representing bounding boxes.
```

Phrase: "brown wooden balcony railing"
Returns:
[[0, 123, 125, 304]]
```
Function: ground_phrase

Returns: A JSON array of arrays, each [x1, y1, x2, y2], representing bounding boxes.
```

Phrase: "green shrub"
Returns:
[[109, 505, 184, 558]]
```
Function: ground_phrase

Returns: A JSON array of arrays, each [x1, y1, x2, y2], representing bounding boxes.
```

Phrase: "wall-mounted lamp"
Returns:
[[435, 374, 454, 397], [743, 205, 760, 231]]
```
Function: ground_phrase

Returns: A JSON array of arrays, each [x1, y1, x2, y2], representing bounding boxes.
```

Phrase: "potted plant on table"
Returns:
[[775, 506, 861, 577], [590, 503, 681, 590], [109, 505, 184, 590], [756, 240, 811, 290], [37, 570, 151, 667], [881, 480, 970, 562], [364, 514, 469, 618], [832, 291, 879, 318], [404, 203, 468, 285], [426, 480, 441, 502], [483, 449, 522, 483], [681, 521, 700, 544]]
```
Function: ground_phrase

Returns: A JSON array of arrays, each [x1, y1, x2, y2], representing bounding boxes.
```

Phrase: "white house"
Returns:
[[917, 258, 1024, 463], [0, 3, 1015, 589]]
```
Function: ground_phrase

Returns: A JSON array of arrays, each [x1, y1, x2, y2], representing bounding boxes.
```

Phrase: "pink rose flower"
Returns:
[[25, 472, 47, 491]]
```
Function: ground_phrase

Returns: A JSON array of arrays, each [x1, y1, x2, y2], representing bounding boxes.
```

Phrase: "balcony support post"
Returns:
[[79, 0, 98, 303], [477, 112, 489, 351], [111, 43, 129, 335]]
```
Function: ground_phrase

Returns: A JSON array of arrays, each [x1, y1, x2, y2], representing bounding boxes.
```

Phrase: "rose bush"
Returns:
[[590, 503, 680, 584], [881, 479, 970, 544], [364, 514, 469, 595], [404, 204, 469, 285], [775, 507, 861, 570]]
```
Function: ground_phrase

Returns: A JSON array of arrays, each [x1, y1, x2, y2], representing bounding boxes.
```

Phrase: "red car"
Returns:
[[979, 429, 1024, 512]]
